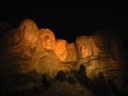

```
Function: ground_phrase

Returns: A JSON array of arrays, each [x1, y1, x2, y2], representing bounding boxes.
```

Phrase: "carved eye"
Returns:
[[44, 35, 51, 45], [44, 35, 49, 42]]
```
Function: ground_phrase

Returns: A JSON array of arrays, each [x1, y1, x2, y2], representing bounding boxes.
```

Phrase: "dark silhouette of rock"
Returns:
[[55, 71, 66, 81], [0, 21, 11, 37]]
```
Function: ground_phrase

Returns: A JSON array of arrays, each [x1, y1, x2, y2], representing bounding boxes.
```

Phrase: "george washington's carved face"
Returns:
[[3, 19, 39, 58]]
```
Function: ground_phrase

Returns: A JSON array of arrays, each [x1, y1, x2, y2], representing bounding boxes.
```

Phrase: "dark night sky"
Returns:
[[0, 3, 127, 43]]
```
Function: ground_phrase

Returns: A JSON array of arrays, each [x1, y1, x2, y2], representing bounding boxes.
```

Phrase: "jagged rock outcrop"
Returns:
[[0, 19, 66, 76], [0, 19, 39, 74], [0, 19, 124, 91], [66, 43, 78, 62]]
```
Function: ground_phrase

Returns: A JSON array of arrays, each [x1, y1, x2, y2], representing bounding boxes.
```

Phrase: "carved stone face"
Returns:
[[39, 29, 56, 51], [55, 39, 68, 62], [76, 36, 97, 59], [3, 19, 39, 58]]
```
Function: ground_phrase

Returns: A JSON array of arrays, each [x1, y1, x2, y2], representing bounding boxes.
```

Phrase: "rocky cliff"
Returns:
[[0, 19, 124, 91]]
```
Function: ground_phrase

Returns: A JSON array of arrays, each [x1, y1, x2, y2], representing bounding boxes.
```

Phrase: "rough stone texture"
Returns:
[[76, 36, 99, 59], [75, 30, 122, 89], [39, 28, 56, 51], [0, 19, 124, 91], [0, 19, 67, 77], [0, 19, 39, 74], [66, 43, 78, 62], [35, 50, 66, 78], [55, 39, 68, 62], [94, 30, 123, 87], [55, 40, 78, 62]]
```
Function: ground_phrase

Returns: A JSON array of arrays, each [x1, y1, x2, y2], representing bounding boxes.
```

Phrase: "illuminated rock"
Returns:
[[55, 40, 77, 62], [66, 43, 78, 62], [75, 30, 122, 89], [3, 19, 38, 50], [55, 39, 68, 62], [0, 19, 123, 91], [76, 36, 99, 59], [75, 36, 100, 74], [39, 28, 56, 51], [0, 19, 39, 74], [35, 49, 65, 78], [0, 19, 67, 77]]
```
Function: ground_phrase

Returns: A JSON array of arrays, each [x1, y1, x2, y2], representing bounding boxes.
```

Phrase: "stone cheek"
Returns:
[[0, 19, 39, 74], [55, 40, 78, 62]]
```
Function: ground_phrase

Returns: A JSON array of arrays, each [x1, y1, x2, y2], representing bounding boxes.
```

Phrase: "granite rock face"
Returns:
[[0, 19, 39, 74], [55, 39, 77, 63], [55, 39, 68, 62], [0, 19, 124, 91], [75, 36, 100, 75], [76, 36, 99, 59], [66, 43, 78, 62], [0, 19, 65, 76], [39, 28, 56, 51], [75, 30, 122, 89]]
